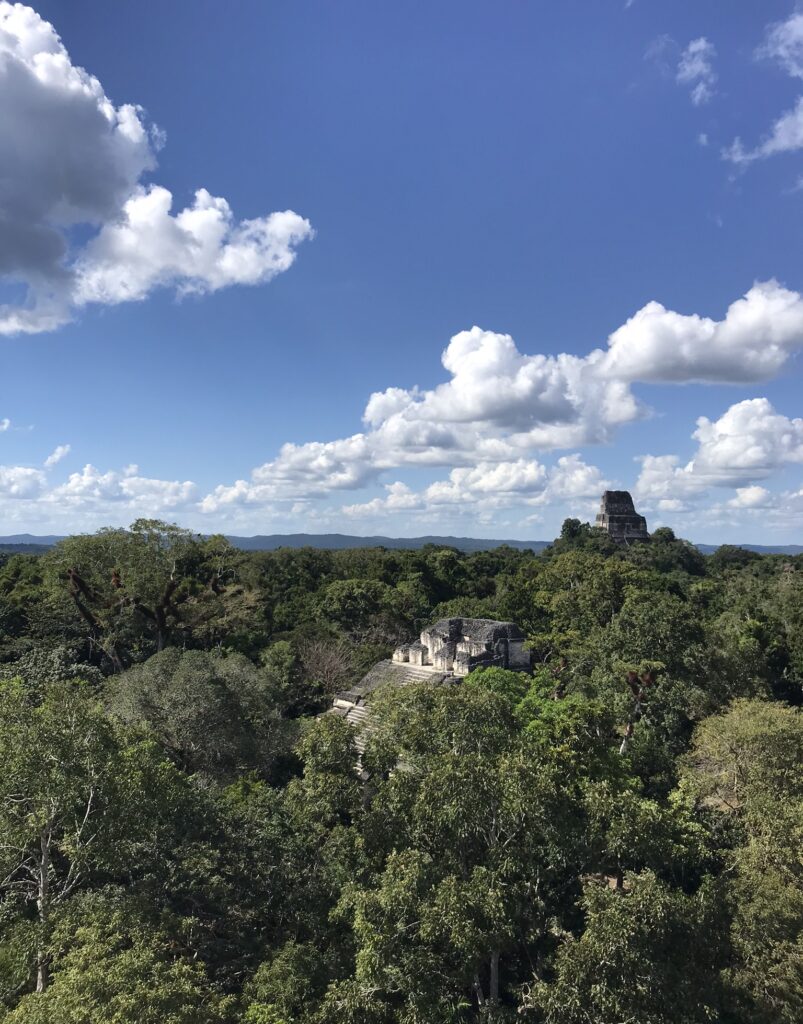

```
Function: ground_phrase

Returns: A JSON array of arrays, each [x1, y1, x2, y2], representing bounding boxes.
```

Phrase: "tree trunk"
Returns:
[[36, 826, 51, 993], [489, 950, 500, 1007], [473, 972, 486, 1011], [106, 642, 125, 674]]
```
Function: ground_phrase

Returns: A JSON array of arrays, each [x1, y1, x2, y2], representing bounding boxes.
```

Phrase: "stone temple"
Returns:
[[393, 617, 531, 676], [329, 618, 531, 756], [595, 490, 649, 544]]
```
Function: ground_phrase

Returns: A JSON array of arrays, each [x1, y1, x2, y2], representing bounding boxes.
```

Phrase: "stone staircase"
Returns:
[[392, 664, 445, 685], [328, 659, 454, 760]]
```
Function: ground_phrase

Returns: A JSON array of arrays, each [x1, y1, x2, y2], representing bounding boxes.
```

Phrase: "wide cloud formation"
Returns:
[[201, 280, 803, 518], [3, 279, 803, 530], [0, 451, 199, 533], [0, 2, 312, 334], [342, 455, 609, 522]]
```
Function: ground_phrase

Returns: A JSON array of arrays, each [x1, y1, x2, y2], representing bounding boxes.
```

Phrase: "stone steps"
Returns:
[[346, 705, 370, 724], [396, 666, 443, 683]]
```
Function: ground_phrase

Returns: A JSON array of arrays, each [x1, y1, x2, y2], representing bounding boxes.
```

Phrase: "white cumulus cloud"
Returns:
[[74, 188, 312, 306], [636, 398, 803, 503], [364, 325, 642, 453], [50, 463, 197, 510], [0, 464, 46, 498], [0, 2, 312, 335], [692, 398, 803, 479], [601, 281, 803, 383], [541, 453, 611, 501], [729, 485, 773, 509]]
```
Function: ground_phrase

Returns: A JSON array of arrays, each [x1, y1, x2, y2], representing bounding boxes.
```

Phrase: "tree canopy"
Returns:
[[0, 519, 800, 1022]]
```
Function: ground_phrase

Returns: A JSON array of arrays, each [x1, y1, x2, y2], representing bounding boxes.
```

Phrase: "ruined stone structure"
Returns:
[[329, 618, 531, 757], [393, 617, 531, 676], [595, 490, 649, 544]]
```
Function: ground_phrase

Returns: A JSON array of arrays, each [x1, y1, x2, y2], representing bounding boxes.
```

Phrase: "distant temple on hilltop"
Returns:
[[595, 490, 650, 544], [393, 617, 531, 676]]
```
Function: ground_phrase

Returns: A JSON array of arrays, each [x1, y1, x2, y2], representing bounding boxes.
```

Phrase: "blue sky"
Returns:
[[1, 0, 802, 542]]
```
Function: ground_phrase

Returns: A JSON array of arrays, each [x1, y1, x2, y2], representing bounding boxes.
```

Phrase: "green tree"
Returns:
[[463, 666, 531, 706], [338, 686, 587, 1020], [546, 519, 617, 558], [525, 551, 645, 666], [526, 872, 726, 1024], [4, 890, 232, 1023], [681, 699, 803, 1023], [709, 545, 763, 572], [624, 527, 706, 576], [105, 648, 294, 780], [318, 579, 395, 642], [243, 940, 329, 1023], [44, 521, 238, 671], [0, 680, 188, 993]]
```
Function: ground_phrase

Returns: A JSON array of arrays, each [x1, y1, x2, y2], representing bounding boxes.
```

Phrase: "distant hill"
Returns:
[[0, 533, 800, 556], [0, 532, 548, 554], [0, 542, 53, 555], [0, 534, 67, 547], [223, 533, 552, 552], [694, 543, 803, 556]]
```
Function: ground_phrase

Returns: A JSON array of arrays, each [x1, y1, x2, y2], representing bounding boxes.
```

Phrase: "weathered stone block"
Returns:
[[595, 490, 649, 544]]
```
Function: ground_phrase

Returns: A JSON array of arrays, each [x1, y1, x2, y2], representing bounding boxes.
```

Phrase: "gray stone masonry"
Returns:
[[595, 490, 649, 544], [393, 617, 531, 676], [328, 624, 532, 770]]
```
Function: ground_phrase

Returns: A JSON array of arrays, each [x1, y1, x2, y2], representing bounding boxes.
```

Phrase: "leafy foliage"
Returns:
[[0, 519, 800, 1022]]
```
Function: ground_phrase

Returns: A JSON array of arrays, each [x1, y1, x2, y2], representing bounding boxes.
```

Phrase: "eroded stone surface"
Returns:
[[595, 490, 649, 544], [328, 618, 532, 760], [393, 617, 531, 676]]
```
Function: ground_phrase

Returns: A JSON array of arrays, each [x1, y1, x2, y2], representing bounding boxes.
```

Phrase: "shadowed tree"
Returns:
[[105, 648, 294, 781], [524, 872, 727, 1024]]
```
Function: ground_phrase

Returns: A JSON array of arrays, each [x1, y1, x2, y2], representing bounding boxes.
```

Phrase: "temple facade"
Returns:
[[329, 616, 532, 763], [595, 490, 649, 544], [393, 617, 531, 676]]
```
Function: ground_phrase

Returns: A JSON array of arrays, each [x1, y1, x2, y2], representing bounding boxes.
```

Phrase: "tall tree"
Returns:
[[44, 521, 239, 671], [681, 699, 803, 1023], [105, 648, 294, 780], [0, 680, 188, 994], [4, 889, 232, 1024]]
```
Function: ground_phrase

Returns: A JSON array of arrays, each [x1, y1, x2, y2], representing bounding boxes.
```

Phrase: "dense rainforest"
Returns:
[[0, 517, 800, 1024]]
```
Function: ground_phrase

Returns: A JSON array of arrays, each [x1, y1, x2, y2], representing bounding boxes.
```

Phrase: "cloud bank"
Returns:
[[2, 280, 803, 532], [199, 280, 803, 518]]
